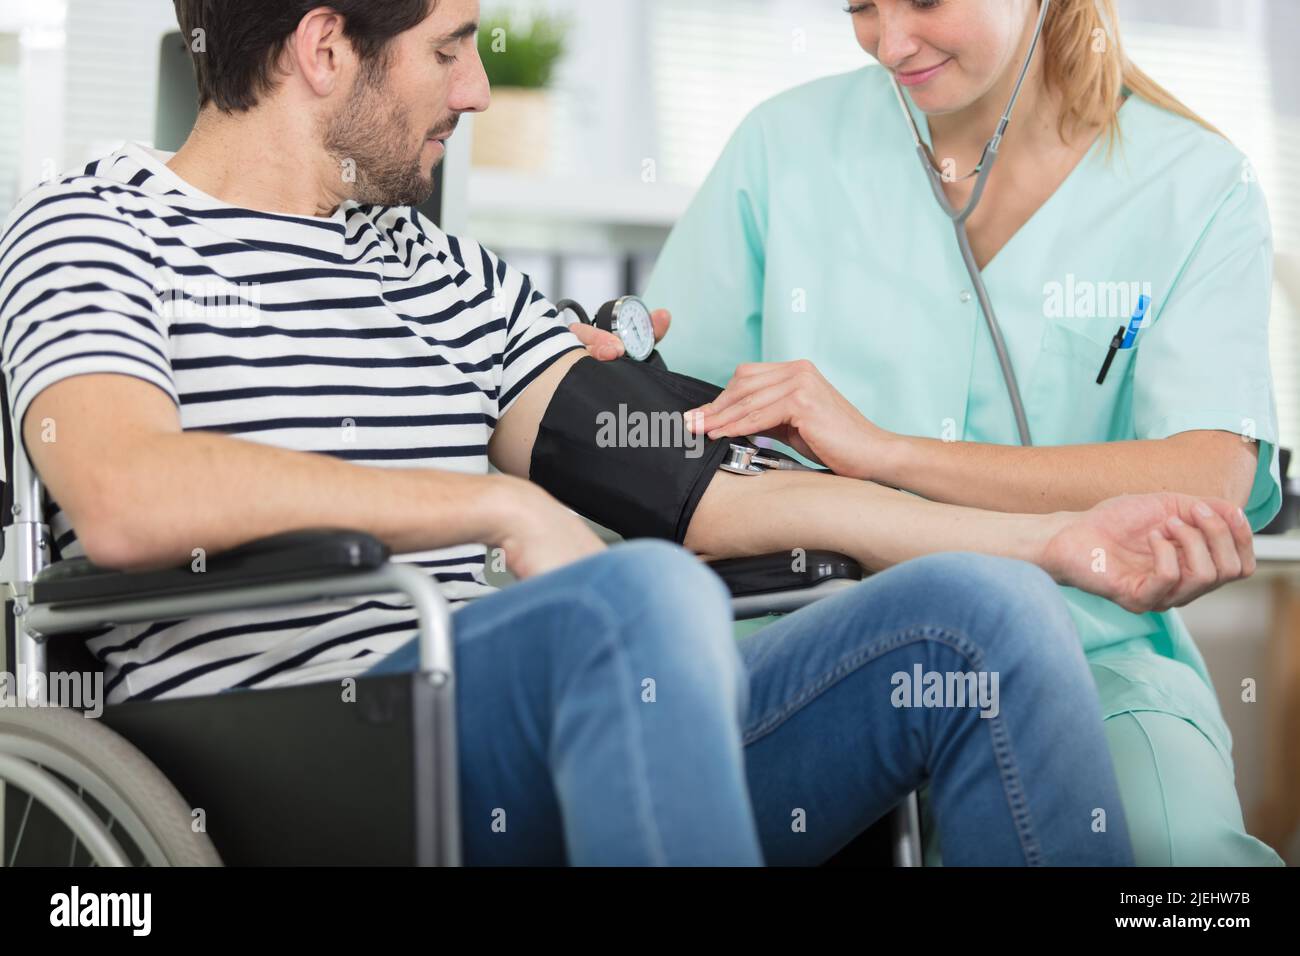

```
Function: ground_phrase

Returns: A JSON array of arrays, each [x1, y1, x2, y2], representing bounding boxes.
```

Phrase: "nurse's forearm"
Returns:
[[875, 430, 1258, 515], [684, 469, 1067, 576]]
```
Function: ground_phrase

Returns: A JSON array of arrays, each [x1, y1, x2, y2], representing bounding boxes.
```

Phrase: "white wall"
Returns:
[[61, 0, 179, 168], [0, 0, 67, 211]]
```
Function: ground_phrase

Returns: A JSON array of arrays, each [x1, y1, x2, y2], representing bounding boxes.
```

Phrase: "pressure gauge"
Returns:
[[593, 295, 656, 363]]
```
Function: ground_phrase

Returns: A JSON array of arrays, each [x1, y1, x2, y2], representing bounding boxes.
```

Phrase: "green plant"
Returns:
[[477, 11, 568, 89]]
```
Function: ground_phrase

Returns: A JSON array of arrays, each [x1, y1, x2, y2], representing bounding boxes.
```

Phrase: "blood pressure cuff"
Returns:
[[529, 356, 732, 543]]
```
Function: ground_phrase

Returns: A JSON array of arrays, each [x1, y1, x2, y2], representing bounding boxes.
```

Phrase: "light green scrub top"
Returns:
[[645, 66, 1283, 763]]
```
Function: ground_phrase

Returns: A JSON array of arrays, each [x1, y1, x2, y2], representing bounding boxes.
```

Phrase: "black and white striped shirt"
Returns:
[[0, 142, 582, 703]]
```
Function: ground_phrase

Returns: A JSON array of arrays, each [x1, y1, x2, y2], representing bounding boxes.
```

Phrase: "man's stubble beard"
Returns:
[[323, 62, 438, 207]]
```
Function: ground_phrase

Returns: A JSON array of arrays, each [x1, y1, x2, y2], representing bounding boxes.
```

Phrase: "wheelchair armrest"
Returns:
[[707, 550, 863, 599], [29, 529, 390, 608]]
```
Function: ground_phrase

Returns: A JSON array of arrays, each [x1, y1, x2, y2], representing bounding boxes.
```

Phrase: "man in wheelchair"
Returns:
[[0, 0, 1257, 865]]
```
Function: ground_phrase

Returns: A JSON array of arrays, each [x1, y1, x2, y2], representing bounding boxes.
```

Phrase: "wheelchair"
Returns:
[[0, 384, 922, 867]]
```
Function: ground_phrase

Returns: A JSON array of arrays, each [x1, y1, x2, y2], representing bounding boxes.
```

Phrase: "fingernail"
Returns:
[[1167, 516, 1185, 528], [1237, 507, 1248, 525], [1195, 503, 1213, 518], [598, 346, 619, 361]]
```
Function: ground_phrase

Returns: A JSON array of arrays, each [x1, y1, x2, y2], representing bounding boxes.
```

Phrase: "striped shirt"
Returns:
[[0, 142, 583, 703]]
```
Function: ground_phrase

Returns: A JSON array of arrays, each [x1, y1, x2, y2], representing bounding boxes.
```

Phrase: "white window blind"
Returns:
[[648, 0, 866, 187], [0, 33, 20, 213], [61, 0, 179, 168]]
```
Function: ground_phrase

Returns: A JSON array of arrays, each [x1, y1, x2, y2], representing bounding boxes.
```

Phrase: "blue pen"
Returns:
[[1120, 294, 1151, 349], [1097, 295, 1151, 385]]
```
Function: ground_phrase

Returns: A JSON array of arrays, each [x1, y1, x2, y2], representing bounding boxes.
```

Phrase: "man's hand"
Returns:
[[568, 307, 672, 361], [487, 476, 606, 579], [1040, 493, 1254, 614]]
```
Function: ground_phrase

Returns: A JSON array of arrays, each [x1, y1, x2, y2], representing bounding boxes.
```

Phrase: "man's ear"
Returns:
[[287, 8, 351, 99]]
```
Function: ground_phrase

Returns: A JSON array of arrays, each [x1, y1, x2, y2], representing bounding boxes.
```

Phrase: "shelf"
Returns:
[[467, 168, 695, 229], [1255, 532, 1300, 564]]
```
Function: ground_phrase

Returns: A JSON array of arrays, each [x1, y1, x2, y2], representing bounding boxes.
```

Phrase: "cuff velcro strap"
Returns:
[[529, 356, 732, 543]]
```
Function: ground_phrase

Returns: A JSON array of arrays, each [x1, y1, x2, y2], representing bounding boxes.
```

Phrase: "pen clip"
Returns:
[[1096, 326, 1126, 385]]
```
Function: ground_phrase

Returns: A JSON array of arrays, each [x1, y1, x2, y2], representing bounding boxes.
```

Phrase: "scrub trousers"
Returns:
[[1101, 708, 1283, 866], [888, 664, 1287, 866]]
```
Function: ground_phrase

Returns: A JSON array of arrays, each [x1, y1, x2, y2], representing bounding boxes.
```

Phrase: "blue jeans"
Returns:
[[364, 541, 1132, 865]]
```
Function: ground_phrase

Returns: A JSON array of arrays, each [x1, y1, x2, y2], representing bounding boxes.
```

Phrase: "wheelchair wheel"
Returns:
[[0, 706, 221, 866]]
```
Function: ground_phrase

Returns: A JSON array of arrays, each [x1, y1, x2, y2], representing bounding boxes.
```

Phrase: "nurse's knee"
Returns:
[[1105, 711, 1285, 867]]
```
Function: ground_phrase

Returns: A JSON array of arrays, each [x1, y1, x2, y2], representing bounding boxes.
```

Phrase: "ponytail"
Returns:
[[1039, 0, 1222, 146]]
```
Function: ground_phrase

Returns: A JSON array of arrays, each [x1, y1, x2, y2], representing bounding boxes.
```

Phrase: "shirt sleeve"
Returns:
[[0, 183, 178, 468], [643, 111, 769, 387], [480, 245, 583, 419], [1131, 177, 1282, 530]]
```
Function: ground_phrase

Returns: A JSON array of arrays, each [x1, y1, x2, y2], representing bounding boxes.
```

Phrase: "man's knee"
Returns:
[[880, 553, 1080, 667], [886, 552, 1059, 612], [589, 540, 745, 703], [591, 540, 731, 621]]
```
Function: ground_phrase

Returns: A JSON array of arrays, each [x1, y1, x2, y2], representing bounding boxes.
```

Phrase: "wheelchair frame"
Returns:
[[0, 430, 461, 865]]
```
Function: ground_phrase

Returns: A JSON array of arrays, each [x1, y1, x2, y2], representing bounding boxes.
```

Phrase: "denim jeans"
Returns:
[[364, 540, 1132, 865]]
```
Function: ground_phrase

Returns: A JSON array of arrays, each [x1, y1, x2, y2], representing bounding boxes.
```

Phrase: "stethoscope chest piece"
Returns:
[[720, 443, 765, 475], [719, 442, 796, 476]]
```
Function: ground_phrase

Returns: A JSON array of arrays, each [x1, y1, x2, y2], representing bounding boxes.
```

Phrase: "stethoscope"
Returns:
[[888, 0, 1053, 447]]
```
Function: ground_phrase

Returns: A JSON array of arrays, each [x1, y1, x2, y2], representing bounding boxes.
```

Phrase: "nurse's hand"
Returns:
[[568, 307, 672, 361], [1041, 493, 1255, 615], [684, 360, 887, 478]]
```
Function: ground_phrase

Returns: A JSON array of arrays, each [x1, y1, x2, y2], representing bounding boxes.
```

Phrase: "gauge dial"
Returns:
[[612, 296, 655, 362]]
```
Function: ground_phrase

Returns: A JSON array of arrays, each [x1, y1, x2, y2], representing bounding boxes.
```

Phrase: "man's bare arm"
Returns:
[[491, 354, 1254, 613], [490, 351, 1054, 570], [490, 353, 1067, 572], [25, 373, 562, 572], [684, 469, 1060, 571]]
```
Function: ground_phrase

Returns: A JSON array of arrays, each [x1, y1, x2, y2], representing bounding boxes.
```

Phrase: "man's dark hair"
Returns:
[[173, 1, 434, 112]]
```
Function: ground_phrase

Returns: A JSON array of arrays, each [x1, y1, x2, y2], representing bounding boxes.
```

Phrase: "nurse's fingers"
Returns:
[[1187, 502, 1244, 583], [702, 384, 798, 438], [568, 322, 625, 361], [688, 368, 792, 429], [650, 308, 672, 344], [720, 364, 791, 400], [697, 361, 819, 422]]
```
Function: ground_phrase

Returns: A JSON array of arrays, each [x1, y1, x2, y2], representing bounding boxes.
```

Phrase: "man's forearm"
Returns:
[[82, 431, 519, 571], [685, 469, 1068, 579], [494, 352, 1063, 576], [873, 430, 1257, 515]]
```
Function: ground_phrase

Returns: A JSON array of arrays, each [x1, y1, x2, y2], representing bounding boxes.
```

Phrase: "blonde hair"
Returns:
[[1039, 0, 1223, 146]]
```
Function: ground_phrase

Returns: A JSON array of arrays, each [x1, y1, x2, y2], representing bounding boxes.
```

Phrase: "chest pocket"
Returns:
[[1026, 316, 1140, 445]]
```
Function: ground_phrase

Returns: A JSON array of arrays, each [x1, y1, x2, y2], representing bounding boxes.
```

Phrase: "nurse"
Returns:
[[640, 0, 1284, 866]]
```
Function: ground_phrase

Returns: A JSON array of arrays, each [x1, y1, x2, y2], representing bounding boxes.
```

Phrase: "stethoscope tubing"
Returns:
[[889, 0, 1054, 446]]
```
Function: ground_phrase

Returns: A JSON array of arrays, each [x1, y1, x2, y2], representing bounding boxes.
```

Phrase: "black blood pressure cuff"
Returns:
[[529, 356, 732, 543]]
